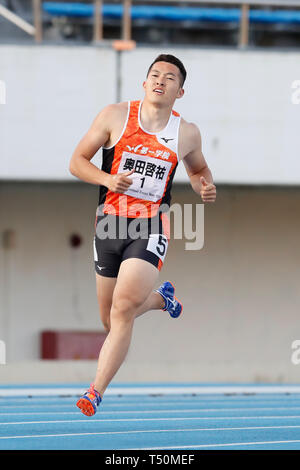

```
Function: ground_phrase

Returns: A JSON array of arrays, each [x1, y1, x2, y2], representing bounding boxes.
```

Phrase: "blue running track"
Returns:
[[1, 383, 300, 450]]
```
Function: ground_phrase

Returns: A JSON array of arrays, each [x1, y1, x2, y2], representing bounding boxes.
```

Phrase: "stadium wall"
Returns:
[[0, 182, 299, 383], [0, 45, 300, 184]]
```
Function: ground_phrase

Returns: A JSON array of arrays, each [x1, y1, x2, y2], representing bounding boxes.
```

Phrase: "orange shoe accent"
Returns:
[[76, 383, 101, 417], [76, 397, 95, 417]]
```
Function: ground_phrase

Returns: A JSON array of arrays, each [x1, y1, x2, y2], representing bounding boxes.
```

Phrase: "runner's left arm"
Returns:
[[182, 124, 216, 203]]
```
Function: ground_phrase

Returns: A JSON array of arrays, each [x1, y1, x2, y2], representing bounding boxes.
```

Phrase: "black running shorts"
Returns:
[[93, 211, 170, 278]]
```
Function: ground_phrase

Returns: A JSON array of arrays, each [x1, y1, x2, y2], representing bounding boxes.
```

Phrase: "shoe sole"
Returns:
[[76, 397, 96, 417], [167, 280, 183, 317]]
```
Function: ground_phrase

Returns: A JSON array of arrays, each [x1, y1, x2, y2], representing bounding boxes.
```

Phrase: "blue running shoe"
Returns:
[[76, 383, 102, 416], [155, 281, 183, 318]]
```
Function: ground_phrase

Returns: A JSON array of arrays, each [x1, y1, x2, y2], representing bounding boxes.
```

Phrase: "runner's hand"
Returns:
[[107, 169, 135, 193], [200, 176, 216, 203]]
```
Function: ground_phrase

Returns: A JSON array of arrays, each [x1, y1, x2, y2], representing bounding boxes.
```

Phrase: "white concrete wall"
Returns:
[[1, 45, 300, 184], [0, 45, 116, 180], [0, 182, 299, 384]]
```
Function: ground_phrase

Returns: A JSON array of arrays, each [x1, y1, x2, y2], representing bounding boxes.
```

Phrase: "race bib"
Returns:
[[146, 234, 168, 263], [118, 152, 172, 202]]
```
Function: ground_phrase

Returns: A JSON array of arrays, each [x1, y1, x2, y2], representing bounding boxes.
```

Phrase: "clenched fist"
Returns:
[[107, 169, 135, 193]]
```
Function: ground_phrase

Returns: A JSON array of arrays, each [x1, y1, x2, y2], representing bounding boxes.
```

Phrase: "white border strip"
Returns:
[[1, 385, 300, 397]]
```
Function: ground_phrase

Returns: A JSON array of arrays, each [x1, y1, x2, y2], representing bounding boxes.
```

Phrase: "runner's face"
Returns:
[[143, 62, 184, 105]]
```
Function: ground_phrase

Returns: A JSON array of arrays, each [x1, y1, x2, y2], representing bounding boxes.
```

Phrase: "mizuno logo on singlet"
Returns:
[[161, 137, 174, 143]]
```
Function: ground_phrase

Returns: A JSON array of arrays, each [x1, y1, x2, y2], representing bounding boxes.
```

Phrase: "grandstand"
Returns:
[[1, 0, 300, 47]]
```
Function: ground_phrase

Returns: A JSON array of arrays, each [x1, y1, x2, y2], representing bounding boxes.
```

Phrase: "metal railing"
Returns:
[[0, 0, 41, 39], [1, 0, 300, 46]]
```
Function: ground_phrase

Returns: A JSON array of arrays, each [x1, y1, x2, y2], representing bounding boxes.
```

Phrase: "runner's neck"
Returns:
[[139, 99, 173, 134]]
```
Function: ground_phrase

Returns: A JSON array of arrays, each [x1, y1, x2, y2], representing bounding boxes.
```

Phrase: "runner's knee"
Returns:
[[111, 295, 143, 322]]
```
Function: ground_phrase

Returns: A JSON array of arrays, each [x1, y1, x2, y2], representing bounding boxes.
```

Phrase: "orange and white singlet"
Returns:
[[98, 100, 181, 218]]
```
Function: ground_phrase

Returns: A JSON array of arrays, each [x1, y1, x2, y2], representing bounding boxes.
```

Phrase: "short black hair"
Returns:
[[147, 54, 187, 87]]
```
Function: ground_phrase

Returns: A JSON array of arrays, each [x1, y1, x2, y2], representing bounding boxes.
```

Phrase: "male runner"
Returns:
[[69, 54, 216, 416]]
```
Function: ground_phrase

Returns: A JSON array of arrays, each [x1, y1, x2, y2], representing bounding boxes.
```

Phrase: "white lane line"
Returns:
[[1, 425, 300, 440], [1, 397, 299, 407], [1, 401, 296, 409], [0, 404, 299, 412], [2, 385, 300, 397], [2, 396, 299, 404], [135, 440, 300, 450], [2, 406, 300, 418], [0, 412, 77, 416], [2, 415, 300, 426], [0, 400, 254, 408]]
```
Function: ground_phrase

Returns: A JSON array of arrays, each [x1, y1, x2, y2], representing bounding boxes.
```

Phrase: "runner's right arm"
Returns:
[[69, 105, 134, 192]]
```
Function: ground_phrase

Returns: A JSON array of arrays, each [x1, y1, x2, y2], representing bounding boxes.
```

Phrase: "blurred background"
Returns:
[[0, 0, 300, 385]]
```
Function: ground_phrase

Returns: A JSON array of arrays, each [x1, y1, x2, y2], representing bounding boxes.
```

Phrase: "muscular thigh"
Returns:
[[111, 257, 160, 318]]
